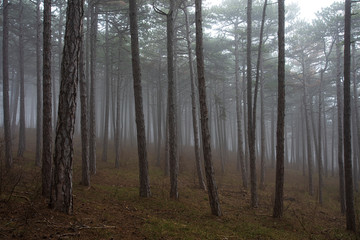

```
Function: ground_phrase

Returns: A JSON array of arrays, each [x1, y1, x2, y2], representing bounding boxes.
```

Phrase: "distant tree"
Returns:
[[42, 0, 53, 198], [50, 0, 84, 214], [129, 0, 151, 198], [3, 0, 13, 170], [343, 0, 355, 231], [273, 0, 285, 218], [195, 0, 222, 216]]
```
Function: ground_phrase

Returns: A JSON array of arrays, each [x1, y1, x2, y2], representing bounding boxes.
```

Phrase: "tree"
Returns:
[[2, 0, 13, 170], [246, 0, 258, 208], [42, 0, 53, 198], [80, 21, 90, 187], [17, 0, 26, 157], [50, 0, 85, 214], [89, 0, 98, 175], [273, 0, 285, 218], [343, 0, 355, 231], [129, 0, 151, 198], [195, 0, 222, 216], [182, 2, 206, 190], [35, 0, 42, 167]]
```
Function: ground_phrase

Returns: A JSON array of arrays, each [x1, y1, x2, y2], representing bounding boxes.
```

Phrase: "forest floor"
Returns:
[[0, 141, 359, 239]]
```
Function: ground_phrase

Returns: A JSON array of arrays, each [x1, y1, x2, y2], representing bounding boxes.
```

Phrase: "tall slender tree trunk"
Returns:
[[2, 0, 13, 169], [18, 0, 26, 157], [255, 0, 268, 190], [183, 4, 206, 190], [129, 0, 151, 198], [35, 0, 42, 167], [234, 23, 247, 189], [195, 0, 222, 216], [42, 0, 52, 198], [273, 0, 285, 218], [115, 44, 122, 169], [89, 1, 98, 175], [80, 26, 90, 187], [102, 14, 110, 163], [336, 31, 346, 214], [343, 0, 355, 231], [50, 0, 84, 214], [246, 0, 258, 208]]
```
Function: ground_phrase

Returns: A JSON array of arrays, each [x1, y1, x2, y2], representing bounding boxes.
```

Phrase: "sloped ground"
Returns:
[[0, 148, 359, 240]]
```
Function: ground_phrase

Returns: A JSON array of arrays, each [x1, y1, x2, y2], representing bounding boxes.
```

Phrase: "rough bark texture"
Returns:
[[246, 0, 258, 208], [35, 0, 42, 167], [42, 0, 53, 198], [343, 0, 356, 231], [183, 5, 206, 191], [273, 0, 285, 218], [2, 0, 13, 170], [195, 0, 222, 216], [129, 0, 151, 198], [89, 1, 97, 175], [18, 0, 26, 157], [50, 0, 84, 214]]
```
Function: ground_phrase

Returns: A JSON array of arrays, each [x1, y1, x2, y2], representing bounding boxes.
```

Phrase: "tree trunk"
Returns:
[[183, 5, 206, 190], [42, 0, 52, 198], [50, 0, 84, 214], [102, 13, 110, 163], [246, 0, 258, 208], [80, 25, 90, 187], [35, 0, 42, 167], [89, 1, 98, 175], [18, 0, 26, 157], [336, 31, 346, 214], [129, 0, 151, 198], [195, 0, 222, 216], [273, 0, 285, 218], [234, 23, 247, 188], [343, 0, 356, 231], [2, 0, 13, 169]]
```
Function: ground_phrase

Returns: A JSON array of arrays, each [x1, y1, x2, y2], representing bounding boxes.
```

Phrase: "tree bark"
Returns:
[[343, 0, 356, 231], [195, 0, 222, 216], [50, 0, 84, 214], [129, 0, 151, 198], [273, 0, 285, 218], [2, 0, 13, 169]]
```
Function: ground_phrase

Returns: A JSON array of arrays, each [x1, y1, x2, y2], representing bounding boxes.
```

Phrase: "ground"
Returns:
[[0, 142, 359, 239]]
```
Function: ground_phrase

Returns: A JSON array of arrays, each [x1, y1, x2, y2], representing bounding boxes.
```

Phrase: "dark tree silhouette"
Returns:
[[129, 0, 151, 198], [273, 0, 285, 218], [195, 0, 222, 216]]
